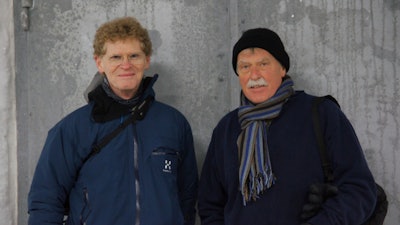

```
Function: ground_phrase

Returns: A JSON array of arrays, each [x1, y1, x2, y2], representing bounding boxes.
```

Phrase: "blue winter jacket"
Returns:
[[28, 76, 198, 225], [198, 91, 377, 225]]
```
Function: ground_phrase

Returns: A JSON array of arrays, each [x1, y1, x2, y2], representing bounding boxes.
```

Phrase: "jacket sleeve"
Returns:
[[28, 122, 81, 225], [197, 129, 226, 225], [178, 120, 199, 225], [308, 100, 377, 225]]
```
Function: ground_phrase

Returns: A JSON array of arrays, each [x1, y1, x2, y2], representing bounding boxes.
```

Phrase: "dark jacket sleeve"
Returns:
[[28, 123, 80, 225], [198, 128, 226, 225], [308, 100, 377, 225], [179, 120, 199, 225]]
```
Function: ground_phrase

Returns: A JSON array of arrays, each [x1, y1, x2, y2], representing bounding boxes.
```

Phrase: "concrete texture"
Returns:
[[0, 0, 397, 224], [0, 1, 17, 225]]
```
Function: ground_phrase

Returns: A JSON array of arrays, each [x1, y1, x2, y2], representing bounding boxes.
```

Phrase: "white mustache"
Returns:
[[247, 78, 268, 88]]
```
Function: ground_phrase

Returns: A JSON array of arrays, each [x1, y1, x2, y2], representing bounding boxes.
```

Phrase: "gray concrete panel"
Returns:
[[13, 0, 399, 224]]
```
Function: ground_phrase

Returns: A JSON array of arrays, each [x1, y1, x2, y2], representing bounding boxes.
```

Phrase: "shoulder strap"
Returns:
[[311, 95, 339, 183], [83, 96, 154, 163]]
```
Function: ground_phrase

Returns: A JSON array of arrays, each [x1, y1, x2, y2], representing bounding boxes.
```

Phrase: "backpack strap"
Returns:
[[311, 95, 339, 183], [311, 96, 389, 224]]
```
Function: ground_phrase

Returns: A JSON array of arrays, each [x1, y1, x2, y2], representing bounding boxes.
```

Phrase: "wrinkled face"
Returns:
[[94, 38, 150, 100], [237, 48, 286, 104]]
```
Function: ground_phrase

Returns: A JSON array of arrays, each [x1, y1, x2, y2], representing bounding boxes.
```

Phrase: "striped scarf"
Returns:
[[237, 76, 294, 205]]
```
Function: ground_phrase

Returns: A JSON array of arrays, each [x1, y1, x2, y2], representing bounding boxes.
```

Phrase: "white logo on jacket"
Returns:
[[163, 160, 172, 173]]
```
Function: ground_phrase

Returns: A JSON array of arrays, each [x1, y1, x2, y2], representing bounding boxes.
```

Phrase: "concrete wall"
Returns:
[[3, 0, 398, 224]]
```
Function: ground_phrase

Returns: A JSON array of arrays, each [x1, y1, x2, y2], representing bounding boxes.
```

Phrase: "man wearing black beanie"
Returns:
[[198, 28, 378, 225], [232, 28, 290, 75]]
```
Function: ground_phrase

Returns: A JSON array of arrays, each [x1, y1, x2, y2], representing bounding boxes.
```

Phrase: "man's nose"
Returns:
[[120, 57, 132, 68], [249, 66, 261, 78]]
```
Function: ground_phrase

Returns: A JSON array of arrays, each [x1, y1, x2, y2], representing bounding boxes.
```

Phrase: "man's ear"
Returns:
[[144, 56, 151, 70], [94, 55, 104, 73], [280, 66, 286, 78]]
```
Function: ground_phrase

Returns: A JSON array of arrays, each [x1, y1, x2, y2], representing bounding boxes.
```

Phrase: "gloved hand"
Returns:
[[300, 183, 338, 220]]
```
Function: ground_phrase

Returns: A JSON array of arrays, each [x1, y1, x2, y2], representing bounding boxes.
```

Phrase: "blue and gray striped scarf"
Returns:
[[237, 76, 294, 205]]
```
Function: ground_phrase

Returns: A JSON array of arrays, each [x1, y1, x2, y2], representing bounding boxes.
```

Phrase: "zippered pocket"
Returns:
[[151, 147, 180, 175], [79, 187, 91, 225]]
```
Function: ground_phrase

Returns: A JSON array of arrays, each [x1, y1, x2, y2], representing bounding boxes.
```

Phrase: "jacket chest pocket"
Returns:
[[151, 147, 181, 176]]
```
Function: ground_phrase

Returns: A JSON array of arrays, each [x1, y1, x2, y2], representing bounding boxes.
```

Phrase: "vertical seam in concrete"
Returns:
[[229, 0, 239, 110], [0, 0, 17, 224]]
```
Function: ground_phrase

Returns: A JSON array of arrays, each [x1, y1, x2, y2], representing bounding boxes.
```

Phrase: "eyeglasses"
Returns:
[[107, 53, 147, 66]]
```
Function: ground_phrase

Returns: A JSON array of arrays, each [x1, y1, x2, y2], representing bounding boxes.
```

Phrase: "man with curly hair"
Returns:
[[28, 17, 198, 225]]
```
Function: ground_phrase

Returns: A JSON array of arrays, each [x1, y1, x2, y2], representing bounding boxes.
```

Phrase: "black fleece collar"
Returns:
[[87, 75, 157, 123]]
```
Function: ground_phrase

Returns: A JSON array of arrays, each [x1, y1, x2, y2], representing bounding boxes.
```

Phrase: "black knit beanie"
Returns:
[[232, 28, 290, 75]]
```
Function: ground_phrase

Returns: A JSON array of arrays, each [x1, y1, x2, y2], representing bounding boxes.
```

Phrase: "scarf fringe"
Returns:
[[242, 171, 276, 206]]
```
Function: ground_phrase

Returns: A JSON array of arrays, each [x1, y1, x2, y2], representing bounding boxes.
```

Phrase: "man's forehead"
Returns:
[[237, 51, 272, 63]]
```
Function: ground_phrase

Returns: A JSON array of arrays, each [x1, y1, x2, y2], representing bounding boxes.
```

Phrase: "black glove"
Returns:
[[300, 183, 338, 220]]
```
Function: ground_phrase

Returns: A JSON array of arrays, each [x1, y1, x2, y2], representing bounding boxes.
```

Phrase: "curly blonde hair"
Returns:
[[93, 17, 152, 57]]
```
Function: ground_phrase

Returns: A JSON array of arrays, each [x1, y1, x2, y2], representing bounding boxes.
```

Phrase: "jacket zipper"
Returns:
[[133, 128, 141, 225], [152, 148, 181, 161], [80, 187, 89, 225]]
